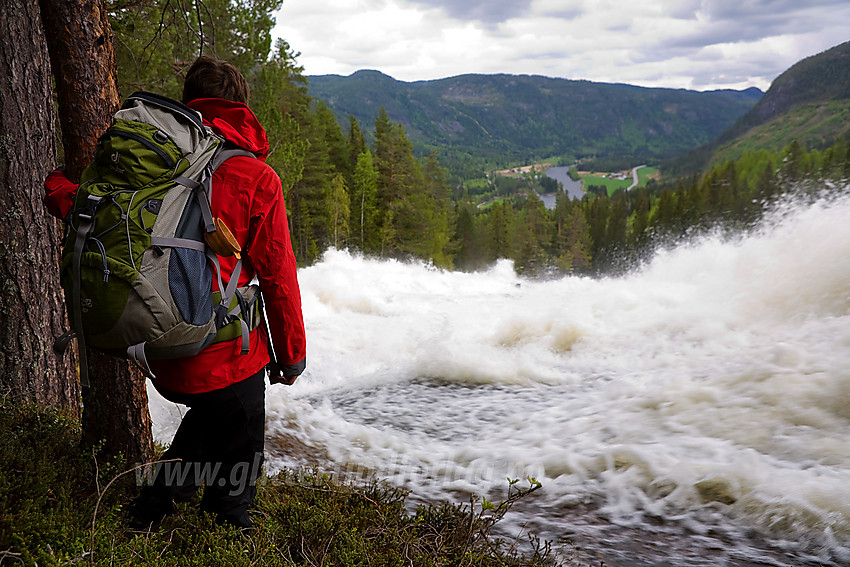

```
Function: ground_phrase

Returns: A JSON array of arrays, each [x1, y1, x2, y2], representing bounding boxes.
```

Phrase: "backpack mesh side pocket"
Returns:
[[168, 247, 213, 326]]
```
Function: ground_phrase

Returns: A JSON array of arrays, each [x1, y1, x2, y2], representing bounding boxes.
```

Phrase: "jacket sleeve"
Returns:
[[43, 169, 78, 220], [246, 169, 307, 377]]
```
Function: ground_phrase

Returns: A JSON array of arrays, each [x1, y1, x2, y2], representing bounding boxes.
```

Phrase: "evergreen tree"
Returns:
[[567, 204, 592, 272], [678, 174, 704, 230], [423, 150, 452, 205], [316, 101, 349, 177], [585, 194, 610, 273], [629, 187, 650, 251], [347, 115, 367, 182], [487, 201, 513, 261], [782, 140, 805, 181], [1, 0, 81, 415], [372, 109, 448, 261], [552, 191, 573, 272], [649, 187, 675, 235], [373, 107, 394, 195], [421, 150, 453, 267], [513, 192, 550, 274], [753, 161, 778, 206], [250, 39, 309, 196], [288, 106, 333, 263], [379, 208, 396, 258], [452, 197, 483, 271], [604, 192, 628, 272]]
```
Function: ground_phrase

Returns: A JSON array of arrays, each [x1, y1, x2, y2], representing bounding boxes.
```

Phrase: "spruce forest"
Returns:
[[110, 2, 850, 278]]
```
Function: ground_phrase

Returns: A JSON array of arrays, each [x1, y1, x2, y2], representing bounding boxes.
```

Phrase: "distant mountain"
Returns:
[[306, 70, 762, 174], [672, 40, 850, 172]]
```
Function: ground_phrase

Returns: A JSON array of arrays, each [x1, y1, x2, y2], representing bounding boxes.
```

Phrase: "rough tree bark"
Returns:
[[0, 0, 80, 414], [39, 0, 153, 463], [39, 0, 118, 180]]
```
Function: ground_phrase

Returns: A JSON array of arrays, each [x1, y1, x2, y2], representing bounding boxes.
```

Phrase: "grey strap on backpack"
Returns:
[[203, 146, 254, 354], [206, 147, 282, 375], [206, 249, 247, 353], [176, 146, 253, 234], [55, 194, 104, 387]]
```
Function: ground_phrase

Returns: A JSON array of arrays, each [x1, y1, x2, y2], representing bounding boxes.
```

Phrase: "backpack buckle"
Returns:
[[78, 195, 103, 221]]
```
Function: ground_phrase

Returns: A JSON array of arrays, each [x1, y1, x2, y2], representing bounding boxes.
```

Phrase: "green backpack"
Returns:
[[54, 92, 265, 385]]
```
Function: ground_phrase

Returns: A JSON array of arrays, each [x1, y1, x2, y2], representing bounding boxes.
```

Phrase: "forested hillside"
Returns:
[[727, 40, 850, 134], [307, 71, 763, 177], [671, 40, 850, 172]]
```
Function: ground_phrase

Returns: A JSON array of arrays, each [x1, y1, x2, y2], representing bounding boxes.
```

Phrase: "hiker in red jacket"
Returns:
[[44, 56, 306, 529]]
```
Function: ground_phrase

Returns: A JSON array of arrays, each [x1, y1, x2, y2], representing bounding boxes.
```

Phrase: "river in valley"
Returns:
[[150, 188, 850, 566], [539, 165, 585, 208]]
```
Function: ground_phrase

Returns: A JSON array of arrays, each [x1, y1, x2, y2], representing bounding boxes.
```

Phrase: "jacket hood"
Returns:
[[187, 98, 270, 160]]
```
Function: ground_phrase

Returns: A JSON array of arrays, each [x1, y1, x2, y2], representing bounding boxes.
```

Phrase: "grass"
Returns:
[[580, 166, 658, 196], [0, 402, 582, 566], [477, 197, 506, 209], [636, 166, 658, 186]]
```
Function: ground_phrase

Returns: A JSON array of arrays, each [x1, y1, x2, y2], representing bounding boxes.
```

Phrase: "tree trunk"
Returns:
[[0, 0, 80, 414], [39, 0, 153, 464], [39, 0, 119, 181], [81, 351, 153, 461]]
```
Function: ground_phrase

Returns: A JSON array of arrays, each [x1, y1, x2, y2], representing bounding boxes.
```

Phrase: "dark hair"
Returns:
[[182, 56, 250, 104]]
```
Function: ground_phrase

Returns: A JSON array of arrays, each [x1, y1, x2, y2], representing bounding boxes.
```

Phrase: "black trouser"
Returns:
[[146, 369, 266, 518]]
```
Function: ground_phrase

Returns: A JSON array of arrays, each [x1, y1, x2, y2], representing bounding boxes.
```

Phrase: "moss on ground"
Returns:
[[0, 402, 583, 566]]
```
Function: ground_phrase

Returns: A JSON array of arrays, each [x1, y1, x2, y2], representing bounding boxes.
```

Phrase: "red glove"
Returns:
[[43, 168, 78, 220]]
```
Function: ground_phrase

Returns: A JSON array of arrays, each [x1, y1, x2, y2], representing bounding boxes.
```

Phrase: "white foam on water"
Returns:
[[149, 189, 850, 564]]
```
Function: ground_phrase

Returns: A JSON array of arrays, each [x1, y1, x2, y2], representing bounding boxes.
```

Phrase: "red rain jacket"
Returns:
[[44, 98, 306, 394]]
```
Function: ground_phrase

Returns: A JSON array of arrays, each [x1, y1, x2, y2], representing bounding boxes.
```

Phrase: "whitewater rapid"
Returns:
[[149, 189, 850, 565]]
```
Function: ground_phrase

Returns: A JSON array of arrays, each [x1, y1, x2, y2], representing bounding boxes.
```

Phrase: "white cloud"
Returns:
[[407, 0, 535, 25], [271, 0, 850, 91]]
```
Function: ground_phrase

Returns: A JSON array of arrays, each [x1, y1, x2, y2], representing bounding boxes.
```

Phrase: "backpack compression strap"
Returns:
[[54, 194, 105, 387]]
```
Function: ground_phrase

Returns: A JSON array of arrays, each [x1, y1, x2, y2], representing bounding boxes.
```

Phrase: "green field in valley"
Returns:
[[580, 166, 658, 196]]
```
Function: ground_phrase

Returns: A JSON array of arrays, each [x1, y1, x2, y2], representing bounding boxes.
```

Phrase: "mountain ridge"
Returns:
[[306, 70, 763, 175]]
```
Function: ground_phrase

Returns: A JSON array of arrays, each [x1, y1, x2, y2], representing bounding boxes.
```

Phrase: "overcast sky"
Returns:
[[271, 0, 850, 92]]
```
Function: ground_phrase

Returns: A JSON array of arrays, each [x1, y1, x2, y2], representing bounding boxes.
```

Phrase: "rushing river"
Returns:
[[149, 189, 850, 566]]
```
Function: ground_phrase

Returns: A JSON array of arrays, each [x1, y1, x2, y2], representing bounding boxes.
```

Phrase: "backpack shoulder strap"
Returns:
[[209, 145, 255, 171], [172, 144, 255, 232], [204, 145, 280, 373], [205, 145, 268, 360]]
